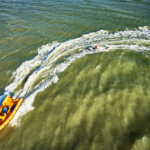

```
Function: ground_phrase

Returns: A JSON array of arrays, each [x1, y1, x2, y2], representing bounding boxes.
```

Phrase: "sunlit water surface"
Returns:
[[0, 0, 150, 150]]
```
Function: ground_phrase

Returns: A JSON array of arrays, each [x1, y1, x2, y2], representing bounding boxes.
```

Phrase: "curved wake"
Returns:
[[1, 26, 150, 127]]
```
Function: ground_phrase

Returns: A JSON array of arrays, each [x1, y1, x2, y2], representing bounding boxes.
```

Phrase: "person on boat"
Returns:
[[2, 105, 9, 115], [93, 46, 98, 50]]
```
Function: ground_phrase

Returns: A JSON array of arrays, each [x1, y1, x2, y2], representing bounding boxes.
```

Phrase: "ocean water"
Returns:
[[0, 0, 150, 150]]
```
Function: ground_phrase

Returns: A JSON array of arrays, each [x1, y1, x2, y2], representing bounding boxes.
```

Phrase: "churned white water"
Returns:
[[1, 27, 148, 126]]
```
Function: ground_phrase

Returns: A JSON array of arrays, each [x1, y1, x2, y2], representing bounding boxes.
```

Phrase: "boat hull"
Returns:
[[0, 95, 23, 130]]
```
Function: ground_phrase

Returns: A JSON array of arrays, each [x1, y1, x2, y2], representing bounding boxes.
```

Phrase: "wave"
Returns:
[[1, 26, 150, 127]]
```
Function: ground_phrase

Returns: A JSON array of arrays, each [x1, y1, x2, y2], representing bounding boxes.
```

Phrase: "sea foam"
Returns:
[[1, 27, 149, 127]]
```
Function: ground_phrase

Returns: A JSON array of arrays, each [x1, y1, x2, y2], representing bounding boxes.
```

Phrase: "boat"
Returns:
[[87, 46, 98, 51], [0, 95, 23, 130]]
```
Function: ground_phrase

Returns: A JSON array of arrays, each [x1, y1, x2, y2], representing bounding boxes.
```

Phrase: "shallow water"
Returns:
[[0, 0, 150, 150]]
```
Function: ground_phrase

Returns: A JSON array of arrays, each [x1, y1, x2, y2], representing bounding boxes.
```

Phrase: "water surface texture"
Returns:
[[0, 0, 150, 150]]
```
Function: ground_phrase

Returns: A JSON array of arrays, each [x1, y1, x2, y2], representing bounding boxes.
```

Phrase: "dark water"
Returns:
[[0, 0, 150, 150]]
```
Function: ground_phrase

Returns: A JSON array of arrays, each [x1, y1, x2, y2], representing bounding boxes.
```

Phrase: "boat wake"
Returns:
[[1, 26, 150, 127]]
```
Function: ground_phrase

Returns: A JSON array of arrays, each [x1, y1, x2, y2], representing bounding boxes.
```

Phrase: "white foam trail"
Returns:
[[1, 26, 149, 127]]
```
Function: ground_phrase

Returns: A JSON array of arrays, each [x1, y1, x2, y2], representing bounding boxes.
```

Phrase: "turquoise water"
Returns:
[[0, 0, 150, 150]]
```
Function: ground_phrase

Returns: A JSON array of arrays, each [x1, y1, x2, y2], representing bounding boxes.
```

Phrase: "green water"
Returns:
[[0, 0, 150, 150]]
